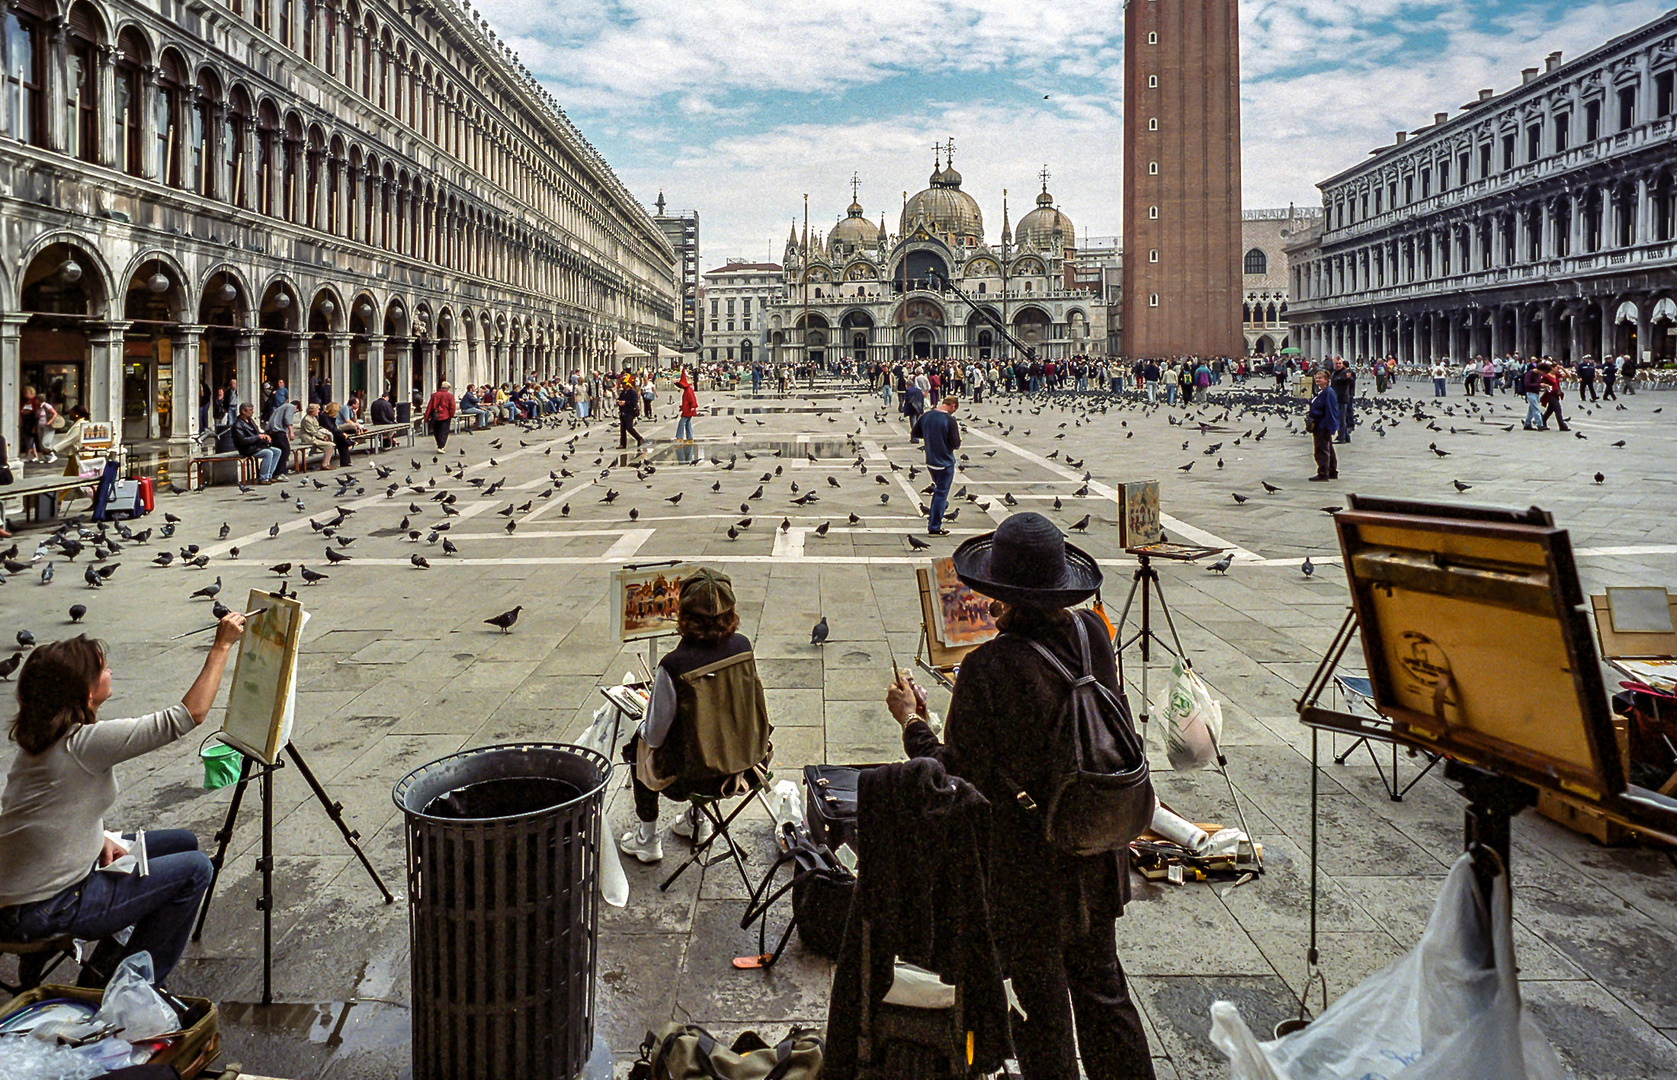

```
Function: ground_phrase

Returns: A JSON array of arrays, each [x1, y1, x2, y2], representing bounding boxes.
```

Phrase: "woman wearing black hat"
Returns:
[[887, 512, 1155, 1080]]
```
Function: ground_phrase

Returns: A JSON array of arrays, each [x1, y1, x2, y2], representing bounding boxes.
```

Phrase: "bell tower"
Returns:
[[1122, 0, 1244, 358]]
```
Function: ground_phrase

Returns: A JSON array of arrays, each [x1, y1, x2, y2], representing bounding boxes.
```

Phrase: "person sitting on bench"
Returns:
[[0, 614, 245, 989], [618, 569, 771, 864]]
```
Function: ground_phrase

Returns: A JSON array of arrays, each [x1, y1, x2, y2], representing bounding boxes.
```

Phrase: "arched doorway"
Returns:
[[1616, 300, 1640, 357], [349, 294, 379, 399], [908, 327, 935, 360], [1012, 306, 1052, 353], [307, 290, 343, 400], [842, 310, 873, 364], [258, 281, 300, 410], [1653, 297, 1677, 363], [194, 269, 249, 439], [18, 242, 109, 435], [123, 257, 190, 436]]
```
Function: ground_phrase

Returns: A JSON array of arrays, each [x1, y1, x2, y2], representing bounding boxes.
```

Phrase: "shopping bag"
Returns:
[[1161, 660, 1223, 771], [577, 702, 630, 908], [1209, 852, 1567, 1080]]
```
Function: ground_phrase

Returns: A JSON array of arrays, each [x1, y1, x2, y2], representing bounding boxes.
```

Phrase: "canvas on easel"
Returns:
[[219, 590, 307, 765], [915, 564, 995, 686], [612, 563, 697, 642]]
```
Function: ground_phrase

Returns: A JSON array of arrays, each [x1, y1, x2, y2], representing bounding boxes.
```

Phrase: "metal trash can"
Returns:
[[394, 743, 610, 1080]]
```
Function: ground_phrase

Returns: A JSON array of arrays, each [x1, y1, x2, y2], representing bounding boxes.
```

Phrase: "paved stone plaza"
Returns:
[[3, 376, 1675, 1079]]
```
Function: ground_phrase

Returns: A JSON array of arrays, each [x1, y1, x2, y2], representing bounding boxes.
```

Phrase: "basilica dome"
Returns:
[[901, 162, 985, 247], [1016, 187, 1074, 251], [828, 200, 877, 251]]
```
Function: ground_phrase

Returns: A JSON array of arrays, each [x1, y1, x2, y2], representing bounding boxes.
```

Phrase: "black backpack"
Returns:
[[1001, 612, 1153, 856]]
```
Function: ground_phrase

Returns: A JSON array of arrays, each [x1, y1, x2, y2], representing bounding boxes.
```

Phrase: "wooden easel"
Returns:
[[913, 566, 982, 689]]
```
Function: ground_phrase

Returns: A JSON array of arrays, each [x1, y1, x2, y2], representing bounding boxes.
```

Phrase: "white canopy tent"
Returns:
[[613, 336, 651, 360]]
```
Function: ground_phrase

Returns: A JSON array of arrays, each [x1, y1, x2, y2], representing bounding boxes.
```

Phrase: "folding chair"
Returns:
[[0, 935, 76, 995], [1330, 674, 1442, 801], [658, 763, 774, 893]]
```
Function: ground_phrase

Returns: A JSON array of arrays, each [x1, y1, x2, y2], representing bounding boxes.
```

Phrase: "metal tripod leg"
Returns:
[[284, 744, 395, 903], [192, 755, 256, 944]]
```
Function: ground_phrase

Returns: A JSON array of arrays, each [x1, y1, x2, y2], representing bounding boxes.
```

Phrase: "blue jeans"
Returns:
[[1433, 378, 1446, 396], [1525, 391, 1544, 427], [253, 445, 281, 481], [881, 384, 893, 406], [675, 415, 693, 440], [2, 829, 212, 984], [927, 466, 954, 532]]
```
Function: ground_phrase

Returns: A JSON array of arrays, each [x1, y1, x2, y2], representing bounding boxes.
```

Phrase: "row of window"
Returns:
[[0, 0, 666, 322], [1327, 73, 1676, 232], [1301, 174, 1677, 298]]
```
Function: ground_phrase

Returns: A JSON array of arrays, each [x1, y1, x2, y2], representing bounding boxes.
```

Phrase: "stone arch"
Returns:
[[308, 284, 346, 333], [17, 233, 114, 315], [196, 263, 254, 326], [119, 249, 192, 323]]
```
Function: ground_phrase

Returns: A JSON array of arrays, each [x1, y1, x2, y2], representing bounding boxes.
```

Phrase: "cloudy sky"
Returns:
[[479, 0, 1669, 268]]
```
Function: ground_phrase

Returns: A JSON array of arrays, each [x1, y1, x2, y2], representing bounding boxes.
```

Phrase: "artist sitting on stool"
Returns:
[[0, 613, 246, 989], [618, 569, 771, 864]]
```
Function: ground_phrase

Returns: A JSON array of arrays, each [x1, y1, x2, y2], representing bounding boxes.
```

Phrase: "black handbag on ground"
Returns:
[[738, 822, 856, 966], [803, 763, 860, 852]]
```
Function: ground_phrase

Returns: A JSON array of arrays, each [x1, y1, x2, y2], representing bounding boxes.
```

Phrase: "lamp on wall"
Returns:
[[148, 270, 171, 294], [220, 282, 238, 302], [58, 259, 82, 284], [319, 297, 336, 317], [274, 292, 291, 310]]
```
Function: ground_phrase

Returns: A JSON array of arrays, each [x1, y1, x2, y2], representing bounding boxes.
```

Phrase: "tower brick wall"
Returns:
[[1122, 0, 1245, 358]]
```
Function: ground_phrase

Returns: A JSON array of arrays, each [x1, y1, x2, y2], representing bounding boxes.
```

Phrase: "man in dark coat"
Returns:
[[1330, 358, 1355, 443], [1308, 369, 1341, 481], [617, 373, 645, 450]]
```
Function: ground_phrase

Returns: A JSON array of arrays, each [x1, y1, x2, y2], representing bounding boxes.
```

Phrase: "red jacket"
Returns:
[[679, 380, 699, 417], [424, 389, 456, 421]]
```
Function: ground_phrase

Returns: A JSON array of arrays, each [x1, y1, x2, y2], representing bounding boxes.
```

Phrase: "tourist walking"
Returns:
[[422, 379, 457, 450], [617, 373, 646, 450], [1538, 361, 1570, 431], [1430, 359, 1447, 396], [1602, 356, 1619, 400], [916, 394, 960, 536], [676, 369, 698, 443]]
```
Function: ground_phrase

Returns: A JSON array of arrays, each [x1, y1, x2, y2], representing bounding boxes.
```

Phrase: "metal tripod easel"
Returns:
[[1114, 549, 1261, 869]]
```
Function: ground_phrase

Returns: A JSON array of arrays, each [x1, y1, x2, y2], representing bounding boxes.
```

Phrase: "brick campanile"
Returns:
[[1122, 0, 1245, 359]]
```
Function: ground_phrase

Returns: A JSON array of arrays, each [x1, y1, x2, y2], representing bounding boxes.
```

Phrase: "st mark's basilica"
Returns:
[[765, 147, 1104, 369]]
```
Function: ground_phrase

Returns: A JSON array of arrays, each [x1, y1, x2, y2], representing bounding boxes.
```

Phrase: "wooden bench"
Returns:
[[1, 472, 104, 523], [344, 422, 414, 453], [187, 451, 259, 490]]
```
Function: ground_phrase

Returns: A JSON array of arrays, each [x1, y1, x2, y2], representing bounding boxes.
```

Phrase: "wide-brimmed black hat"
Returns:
[[951, 512, 1102, 608]]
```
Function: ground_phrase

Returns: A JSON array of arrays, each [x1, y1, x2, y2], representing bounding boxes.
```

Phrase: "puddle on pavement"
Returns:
[[220, 998, 410, 1052], [707, 405, 845, 415], [646, 439, 863, 466]]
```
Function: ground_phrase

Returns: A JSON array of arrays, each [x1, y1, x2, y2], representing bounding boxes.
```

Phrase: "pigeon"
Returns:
[[153, 552, 175, 567], [1452, 480, 1472, 492], [727, 526, 739, 540], [601, 489, 619, 502], [485, 606, 522, 633], [1069, 514, 1091, 533], [1302, 556, 1315, 578], [95, 563, 119, 581], [1261, 481, 1281, 494], [68, 604, 86, 623], [810, 616, 829, 646], [1207, 554, 1233, 574], [1319, 506, 1343, 515], [1232, 493, 1249, 504], [667, 492, 683, 505], [325, 548, 353, 564], [299, 566, 329, 584], [0, 653, 20, 679], [906, 534, 931, 550], [84, 565, 103, 588], [815, 521, 830, 537], [269, 562, 292, 576], [190, 576, 223, 600], [218, 523, 231, 540], [38, 563, 53, 585], [780, 517, 791, 532], [1594, 472, 1606, 484], [16, 630, 34, 648], [211, 600, 231, 620], [411, 554, 430, 569], [505, 519, 518, 534]]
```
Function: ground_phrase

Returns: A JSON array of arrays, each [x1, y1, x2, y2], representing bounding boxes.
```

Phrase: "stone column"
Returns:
[[95, 44, 116, 169], [328, 333, 352, 400], [235, 328, 261, 412], [366, 334, 388, 397], [169, 325, 203, 442], [415, 339, 433, 395], [1512, 307, 1529, 358], [1636, 304, 1652, 365], [140, 66, 162, 180], [1489, 306, 1504, 357], [43, 17, 67, 154], [1637, 173, 1654, 246], [0, 315, 27, 453], [1599, 296, 1615, 360], [285, 335, 308, 407], [393, 337, 413, 408]]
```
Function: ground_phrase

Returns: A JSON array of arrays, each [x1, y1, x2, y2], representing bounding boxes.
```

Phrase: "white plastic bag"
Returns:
[[93, 952, 178, 1042], [1161, 660, 1223, 771], [1209, 852, 1569, 1080], [769, 779, 805, 833], [576, 702, 630, 908]]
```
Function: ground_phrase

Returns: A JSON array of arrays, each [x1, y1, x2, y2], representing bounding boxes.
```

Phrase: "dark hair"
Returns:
[[678, 608, 740, 646], [11, 635, 106, 755]]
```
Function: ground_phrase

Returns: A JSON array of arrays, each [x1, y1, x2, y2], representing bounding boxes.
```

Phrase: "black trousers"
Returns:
[[619, 413, 643, 448], [1603, 378, 1617, 400], [267, 428, 292, 475], [1001, 888, 1156, 1080], [430, 419, 449, 449], [1313, 428, 1339, 478], [1580, 380, 1598, 401], [624, 734, 731, 822]]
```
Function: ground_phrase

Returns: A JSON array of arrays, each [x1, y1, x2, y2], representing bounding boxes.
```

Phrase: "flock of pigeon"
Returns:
[[0, 374, 1650, 676]]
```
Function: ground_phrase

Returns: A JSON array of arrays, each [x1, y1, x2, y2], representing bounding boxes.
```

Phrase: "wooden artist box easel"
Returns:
[[914, 564, 983, 689]]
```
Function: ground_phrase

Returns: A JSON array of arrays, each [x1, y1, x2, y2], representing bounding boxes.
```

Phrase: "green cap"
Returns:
[[680, 568, 735, 617]]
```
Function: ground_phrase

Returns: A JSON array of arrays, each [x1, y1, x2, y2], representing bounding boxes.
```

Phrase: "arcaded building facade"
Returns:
[[1288, 12, 1677, 366], [1240, 206, 1322, 355], [1121, 0, 1244, 359], [0, 0, 676, 450]]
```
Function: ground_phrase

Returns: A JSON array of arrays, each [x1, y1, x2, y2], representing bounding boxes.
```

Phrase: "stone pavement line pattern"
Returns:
[[1, 377, 1673, 1080]]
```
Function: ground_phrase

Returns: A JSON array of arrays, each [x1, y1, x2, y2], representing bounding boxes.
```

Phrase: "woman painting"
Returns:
[[0, 614, 246, 988]]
